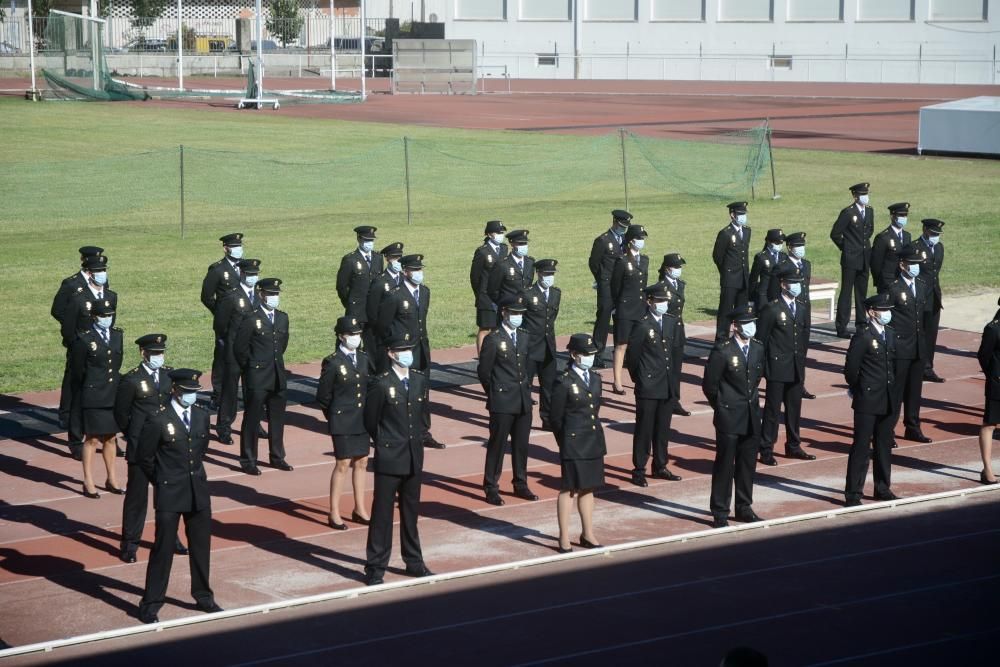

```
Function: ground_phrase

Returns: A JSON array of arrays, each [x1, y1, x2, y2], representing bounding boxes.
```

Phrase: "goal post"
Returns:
[[392, 39, 477, 95]]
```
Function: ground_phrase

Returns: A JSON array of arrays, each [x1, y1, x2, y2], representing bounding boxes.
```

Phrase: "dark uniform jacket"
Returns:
[[663, 276, 687, 350], [316, 348, 369, 436], [915, 236, 944, 311], [702, 337, 765, 435], [549, 369, 607, 460], [522, 282, 560, 363], [776, 257, 812, 300], [712, 223, 752, 289], [978, 310, 1000, 402], [214, 287, 258, 362], [886, 276, 932, 361], [233, 306, 290, 391], [870, 226, 911, 292], [589, 229, 625, 286], [367, 270, 403, 328], [757, 297, 807, 383], [138, 404, 212, 513], [61, 287, 118, 347], [200, 257, 241, 313], [844, 323, 896, 416], [114, 364, 173, 461], [488, 254, 535, 305], [830, 201, 874, 271], [364, 370, 428, 475], [377, 282, 431, 365], [478, 326, 532, 415], [610, 252, 649, 321], [749, 247, 788, 307], [70, 327, 124, 409], [337, 249, 384, 323], [470, 241, 508, 309], [51, 271, 89, 325], [625, 312, 678, 400]]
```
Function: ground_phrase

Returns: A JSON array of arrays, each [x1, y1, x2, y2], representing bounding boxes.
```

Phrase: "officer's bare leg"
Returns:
[[556, 490, 574, 551], [980, 424, 999, 482], [100, 434, 121, 490], [352, 456, 371, 521], [577, 490, 597, 546]]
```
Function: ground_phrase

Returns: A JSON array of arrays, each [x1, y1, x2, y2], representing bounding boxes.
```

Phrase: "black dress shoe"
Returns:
[[735, 509, 763, 523], [631, 473, 648, 488], [423, 434, 447, 449], [557, 545, 573, 554], [923, 370, 945, 383], [891, 440, 899, 449], [174, 542, 189, 556], [578, 536, 604, 549], [120, 551, 137, 564], [485, 491, 505, 506], [845, 498, 863, 507], [802, 389, 817, 400], [241, 465, 262, 476], [759, 454, 778, 466], [405, 565, 434, 577], [105, 484, 126, 495], [875, 490, 900, 501], [83, 488, 101, 499], [786, 449, 817, 461], [836, 331, 852, 339], [651, 468, 682, 481], [540, 420, 553, 432], [980, 471, 1000, 485], [217, 433, 233, 445], [70, 447, 82, 461], [116, 446, 126, 458], [903, 430, 932, 443], [610, 385, 627, 395], [197, 601, 224, 613], [328, 518, 348, 530], [139, 612, 159, 624], [364, 572, 384, 586], [673, 404, 692, 416], [351, 511, 371, 526], [270, 459, 294, 471], [513, 487, 539, 501], [712, 516, 729, 528]]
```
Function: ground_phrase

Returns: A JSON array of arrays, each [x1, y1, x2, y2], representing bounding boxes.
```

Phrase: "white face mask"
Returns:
[[393, 350, 414, 368], [244, 274, 259, 287], [631, 239, 645, 251], [264, 295, 279, 309], [389, 259, 402, 272], [408, 271, 424, 285], [791, 246, 806, 259], [147, 354, 165, 370], [491, 233, 505, 244], [735, 214, 748, 226], [360, 240, 374, 253], [179, 392, 198, 407], [667, 268, 682, 280], [858, 194, 870, 205], [514, 244, 529, 257], [769, 243, 784, 254], [653, 301, 669, 315], [343, 334, 362, 350], [539, 275, 555, 288], [96, 316, 113, 329], [91, 271, 108, 286], [576, 354, 595, 370], [738, 322, 757, 339], [785, 283, 802, 298], [876, 310, 892, 325], [228, 246, 244, 260], [507, 314, 523, 329]]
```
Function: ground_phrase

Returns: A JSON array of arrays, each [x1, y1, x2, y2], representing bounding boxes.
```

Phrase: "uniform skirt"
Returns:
[[560, 457, 605, 491], [477, 307, 499, 329], [984, 399, 1000, 426], [83, 408, 118, 436], [613, 315, 639, 346], [332, 433, 371, 460]]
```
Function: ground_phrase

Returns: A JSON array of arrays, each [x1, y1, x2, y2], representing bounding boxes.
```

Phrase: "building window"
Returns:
[[455, 0, 507, 20], [929, 0, 986, 21], [769, 55, 793, 69], [651, 0, 705, 21], [519, 0, 572, 21], [857, 0, 914, 21], [787, 0, 843, 21], [584, 0, 637, 21], [537, 53, 559, 66], [718, 0, 773, 22]]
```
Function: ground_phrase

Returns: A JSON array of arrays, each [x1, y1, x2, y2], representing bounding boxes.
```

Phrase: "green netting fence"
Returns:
[[1, 125, 775, 235]]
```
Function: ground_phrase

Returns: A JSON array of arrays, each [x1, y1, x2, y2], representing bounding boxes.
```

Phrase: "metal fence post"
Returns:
[[179, 145, 186, 239], [618, 127, 629, 210], [765, 118, 779, 200], [403, 137, 413, 225]]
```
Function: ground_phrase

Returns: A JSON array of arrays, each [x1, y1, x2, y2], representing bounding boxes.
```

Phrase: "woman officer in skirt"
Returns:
[[977, 296, 1000, 485]]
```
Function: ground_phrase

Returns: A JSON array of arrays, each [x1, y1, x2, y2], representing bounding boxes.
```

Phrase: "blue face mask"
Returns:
[[739, 322, 756, 339], [147, 354, 165, 370], [894, 216, 908, 228], [91, 271, 108, 286], [653, 301, 669, 315], [515, 244, 529, 257], [906, 263, 920, 278], [576, 354, 595, 370], [926, 234, 940, 246], [858, 194, 870, 205], [96, 316, 113, 330], [360, 240, 375, 253], [264, 295, 280, 309], [769, 243, 784, 254], [244, 274, 259, 288], [507, 314, 523, 329], [735, 214, 748, 226], [389, 259, 402, 272], [393, 350, 414, 368], [791, 246, 806, 259], [877, 310, 892, 325], [785, 283, 802, 298], [179, 392, 198, 407], [228, 246, 244, 260], [539, 275, 554, 288], [667, 268, 682, 280], [408, 271, 424, 285], [631, 239, 645, 251]]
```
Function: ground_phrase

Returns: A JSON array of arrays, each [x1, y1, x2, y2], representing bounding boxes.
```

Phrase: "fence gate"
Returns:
[[391, 39, 477, 95]]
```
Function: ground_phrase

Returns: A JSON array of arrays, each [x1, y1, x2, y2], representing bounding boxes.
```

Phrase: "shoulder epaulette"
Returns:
[[410, 369, 426, 377]]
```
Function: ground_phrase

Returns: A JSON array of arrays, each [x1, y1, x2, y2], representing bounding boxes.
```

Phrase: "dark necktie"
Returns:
[[412, 288, 419, 306], [737, 228, 743, 241], [348, 352, 357, 368], [401, 376, 409, 393], [102, 329, 109, 346], [543, 288, 549, 303], [182, 409, 190, 430], [582, 370, 590, 387], [153, 370, 159, 388], [790, 301, 796, 318], [267, 310, 274, 325], [511, 329, 517, 347], [234, 263, 240, 277], [669, 278, 677, 290], [741, 343, 749, 358], [364, 254, 371, 268], [911, 281, 917, 298]]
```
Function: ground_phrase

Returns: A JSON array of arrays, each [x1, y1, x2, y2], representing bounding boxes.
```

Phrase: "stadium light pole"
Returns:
[[329, 0, 336, 90], [177, 0, 184, 89], [255, 0, 263, 100], [360, 0, 366, 100], [26, 0, 38, 99]]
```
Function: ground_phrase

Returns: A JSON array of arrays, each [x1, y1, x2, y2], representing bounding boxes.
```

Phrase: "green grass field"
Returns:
[[2, 97, 999, 394]]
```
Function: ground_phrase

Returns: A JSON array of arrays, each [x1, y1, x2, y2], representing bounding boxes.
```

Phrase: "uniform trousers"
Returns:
[[413, 340, 434, 437], [592, 286, 614, 357], [845, 411, 895, 501], [710, 429, 758, 519], [121, 462, 184, 554], [216, 357, 243, 438], [365, 469, 424, 576], [210, 335, 225, 403], [923, 308, 942, 371], [240, 380, 287, 467], [716, 286, 748, 341], [483, 411, 532, 493], [760, 378, 804, 455], [670, 342, 685, 401], [139, 507, 213, 618], [633, 397, 676, 473], [528, 351, 557, 423], [59, 346, 73, 428], [836, 265, 870, 333], [891, 357, 925, 433]]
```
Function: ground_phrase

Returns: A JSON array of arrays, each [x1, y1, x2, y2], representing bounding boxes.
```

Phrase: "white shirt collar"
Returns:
[[391, 364, 409, 382], [502, 323, 518, 337], [242, 284, 254, 297], [782, 293, 796, 306], [338, 344, 356, 357], [572, 364, 589, 382], [171, 399, 190, 422], [869, 318, 886, 335], [88, 283, 103, 298], [142, 362, 158, 375]]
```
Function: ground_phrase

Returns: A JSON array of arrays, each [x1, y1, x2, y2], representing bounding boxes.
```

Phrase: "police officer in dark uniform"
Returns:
[[844, 294, 898, 506], [870, 202, 911, 293], [589, 210, 631, 367], [610, 224, 649, 394], [916, 219, 946, 383], [702, 305, 766, 527], [977, 297, 1000, 485], [213, 258, 261, 445], [471, 220, 508, 354], [200, 233, 245, 408], [52, 245, 105, 438], [377, 254, 445, 449], [777, 232, 817, 399], [337, 225, 383, 360], [488, 229, 534, 308], [659, 253, 692, 416], [478, 294, 536, 506], [523, 259, 561, 431], [114, 334, 188, 563], [233, 278, 292, 474], [363, 334, 434, 586], [63, 255, 119, 460], [366, 241, 405, 372], [830, 183, 875, 338], [712, 202, 752, 342], [756, 265, 816, 465], [316, 316, 371, 530], [137, 368, 223, 623], [749, 228, 786, 308], [625, 283, 682, 487], [886, 245, 933, 444], [550, 334, 606, 553]]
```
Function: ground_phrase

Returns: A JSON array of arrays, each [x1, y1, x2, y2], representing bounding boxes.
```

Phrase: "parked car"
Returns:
[[0, 41, 21, 55], [125, 37, 168, 52]]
